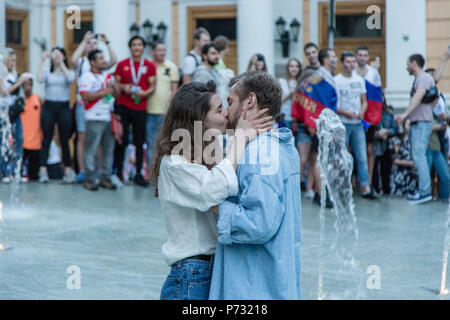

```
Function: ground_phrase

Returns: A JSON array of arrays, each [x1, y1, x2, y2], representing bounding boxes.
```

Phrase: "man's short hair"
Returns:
[[304, 42, 318, 53], [318, 48, 332, 65], [229, 71, 282, 117], [151, 40, 165, 50], [341, 51, 355, 62], [128, 35, 146, 48], [88, 49, 102, 61], [193, 27, 210, 41], [408, 54, 425, 69], [213, 35, 229, 52], [355, 45, 369, 54], [201, 43, 220, 57]]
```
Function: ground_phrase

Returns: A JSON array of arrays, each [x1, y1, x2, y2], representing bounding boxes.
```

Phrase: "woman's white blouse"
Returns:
[[157, 155, 239, 266]]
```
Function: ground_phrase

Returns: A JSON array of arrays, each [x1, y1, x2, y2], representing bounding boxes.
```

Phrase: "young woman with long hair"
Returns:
[[278, 58, 302, 129], [37, 46, 76, 183]]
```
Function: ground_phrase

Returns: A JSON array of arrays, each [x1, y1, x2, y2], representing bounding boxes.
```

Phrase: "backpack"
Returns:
[[179, 53, 200, 87]]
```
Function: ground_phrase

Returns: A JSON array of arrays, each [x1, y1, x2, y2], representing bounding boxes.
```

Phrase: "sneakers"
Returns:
[[63, 168, 76, 183], [39, 168, 49, 183], [409, 193, 432, 205], [76, 171, 85, 183], [304, 189, 315, 199], [20, 176, 29, 183], [361, 189, 380, 200], [2, 176, 11, 184], [134, 174, 149, 188], [313, 192, 334, 209], [111, 174, 124, 188], [84, 180, 99, 191], [99, 178, 117, 190]]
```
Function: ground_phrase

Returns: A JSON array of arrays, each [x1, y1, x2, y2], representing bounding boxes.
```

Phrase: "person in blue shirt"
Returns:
[[209, 71, 302, 300]]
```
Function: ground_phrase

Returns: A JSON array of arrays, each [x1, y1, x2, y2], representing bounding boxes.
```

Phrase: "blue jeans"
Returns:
[[344, 123, 370, 187], [427, 149, 450, 200], [409, 121, 433, 196], [160, 257, 214, 300], [146, 114, 164, 168]]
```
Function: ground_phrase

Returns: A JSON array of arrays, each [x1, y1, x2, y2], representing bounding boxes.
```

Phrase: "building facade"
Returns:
[[1, 0, 449, 109]]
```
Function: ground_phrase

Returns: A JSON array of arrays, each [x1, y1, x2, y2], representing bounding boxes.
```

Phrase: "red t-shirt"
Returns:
[[114, 58, 156, 111]]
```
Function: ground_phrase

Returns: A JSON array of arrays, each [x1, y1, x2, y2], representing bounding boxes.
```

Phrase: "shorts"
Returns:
[[296, 126, 312, 145], [75, 104, 86, 133], [365, 125, 377, 144]]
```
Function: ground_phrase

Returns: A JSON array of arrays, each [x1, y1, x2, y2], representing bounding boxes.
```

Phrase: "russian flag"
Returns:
[[292, 73, 337, 129], [363, 79, 383, 125]]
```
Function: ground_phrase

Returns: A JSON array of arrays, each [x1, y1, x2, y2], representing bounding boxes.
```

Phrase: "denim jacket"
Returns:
[[209, 128, 302, 300]]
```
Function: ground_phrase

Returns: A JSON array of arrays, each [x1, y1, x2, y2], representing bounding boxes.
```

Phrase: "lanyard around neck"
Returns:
[[129, 58, 144, 85]]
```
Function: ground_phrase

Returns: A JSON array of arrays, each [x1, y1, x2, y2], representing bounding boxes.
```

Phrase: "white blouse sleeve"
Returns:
[[159, 156, 239, 212]]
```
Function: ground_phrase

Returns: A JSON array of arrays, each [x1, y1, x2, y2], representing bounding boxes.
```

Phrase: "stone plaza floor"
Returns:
[[0, 181, 449, 300]]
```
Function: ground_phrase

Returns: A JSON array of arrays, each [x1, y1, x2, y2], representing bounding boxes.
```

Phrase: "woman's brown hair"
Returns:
[[150, 80, 218, 196]]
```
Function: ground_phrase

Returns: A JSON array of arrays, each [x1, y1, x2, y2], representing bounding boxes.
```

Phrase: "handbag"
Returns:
[[410, 80, 440, 103]]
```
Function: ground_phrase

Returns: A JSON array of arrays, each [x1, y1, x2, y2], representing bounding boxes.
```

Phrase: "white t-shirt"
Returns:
[[76, 56, 91, 103], [279, 78, 297, 122], [78, 70, 114, 122], [182, 50, 202, 76], [355, 64, 381, 87], [335, 73, 367, 124]]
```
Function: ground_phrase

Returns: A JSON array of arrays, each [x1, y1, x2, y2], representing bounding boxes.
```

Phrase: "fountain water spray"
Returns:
[[315, 109, 364, 299], [0, 201, 4, 251], [439, 201, 450, 295]]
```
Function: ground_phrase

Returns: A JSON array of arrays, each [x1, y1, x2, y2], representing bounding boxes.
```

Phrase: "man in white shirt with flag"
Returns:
[[79, 49, 119, 191]]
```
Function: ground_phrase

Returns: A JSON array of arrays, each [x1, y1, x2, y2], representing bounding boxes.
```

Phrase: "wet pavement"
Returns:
[[0, 181, 449, 300]]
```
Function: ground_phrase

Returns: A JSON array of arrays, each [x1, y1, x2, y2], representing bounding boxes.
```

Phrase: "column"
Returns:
[[29, 0, 52, 97], [237, 0, 275, 75], [384, 0, 427, 110], [0, 0, 5, 49], [94, 0, 130, 63]]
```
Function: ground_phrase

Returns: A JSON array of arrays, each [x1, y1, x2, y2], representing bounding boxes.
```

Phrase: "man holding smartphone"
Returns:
[[114, 36, 156, 187], [71, 31, 117, 183]]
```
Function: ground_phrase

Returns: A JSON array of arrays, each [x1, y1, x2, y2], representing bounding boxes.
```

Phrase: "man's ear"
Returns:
[[247, 92, 257, 110]]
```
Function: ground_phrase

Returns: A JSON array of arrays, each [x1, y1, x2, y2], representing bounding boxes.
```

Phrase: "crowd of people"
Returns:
[[283, 43, 450, 206], [0, 28, 232, 191], [0, 27, 449, 203]]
